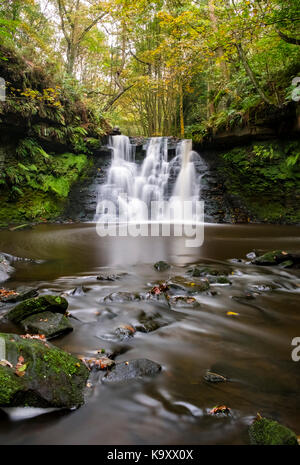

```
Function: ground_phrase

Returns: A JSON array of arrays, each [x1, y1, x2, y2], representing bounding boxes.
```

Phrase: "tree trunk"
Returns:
[[236, 43, 274, 106]]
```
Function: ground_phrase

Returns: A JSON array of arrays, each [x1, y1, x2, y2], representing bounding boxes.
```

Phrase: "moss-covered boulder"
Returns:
[[20, 311, 73, 339], [251, 250, 300, 267], [6, 295, 68, 323], [249, 416, 298, 445], [0, 333, 89, 408]]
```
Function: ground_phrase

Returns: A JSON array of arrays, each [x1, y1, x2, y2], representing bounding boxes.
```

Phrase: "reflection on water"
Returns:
[[0, 223, 299, 444]]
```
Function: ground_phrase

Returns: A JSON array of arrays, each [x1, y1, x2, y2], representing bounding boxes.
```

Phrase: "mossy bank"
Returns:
[[0, 44, 109, 227], [199, 139, 300, 224]]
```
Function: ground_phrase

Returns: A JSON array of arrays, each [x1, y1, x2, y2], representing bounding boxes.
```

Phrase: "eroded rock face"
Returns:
[[0, 333, 89, 408], [102, 359, 162, 384], [6, 295, 68, 324], [248, 417, 298, 445]]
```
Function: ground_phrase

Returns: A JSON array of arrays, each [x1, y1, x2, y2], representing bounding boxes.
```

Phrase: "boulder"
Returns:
[[249, 416, 298, 445], [102, 359, 161, 384], [6, 295, 68, 323], [251, 250, 300, 267], [0, 333, 89, 408], [20, 311, 73, 339]]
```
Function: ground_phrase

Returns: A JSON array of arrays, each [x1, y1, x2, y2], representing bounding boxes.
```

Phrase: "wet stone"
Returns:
[[102, 359, 162, 384], [104, 292, 143, 303], [115, 324, 136, 340], [204, 370, 227, 383], [154, 261, 170, 272], [20, 311, 73, 340], [6, 295, 68, 324]]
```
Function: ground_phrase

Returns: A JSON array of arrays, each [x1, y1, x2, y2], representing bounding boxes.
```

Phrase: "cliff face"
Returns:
[[0, 45, 109, 227], [197, 140, 300, 225]]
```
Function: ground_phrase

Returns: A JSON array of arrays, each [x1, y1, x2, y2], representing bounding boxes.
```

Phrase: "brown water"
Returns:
[[0, 223, 299, 445]]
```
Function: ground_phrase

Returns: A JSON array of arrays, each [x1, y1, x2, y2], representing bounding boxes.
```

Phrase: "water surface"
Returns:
[[0, 222, 299, 445]]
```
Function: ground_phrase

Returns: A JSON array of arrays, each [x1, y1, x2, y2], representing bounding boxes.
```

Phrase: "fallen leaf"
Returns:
[[209, 405, 231, 415], [227, 311, 239, 316]]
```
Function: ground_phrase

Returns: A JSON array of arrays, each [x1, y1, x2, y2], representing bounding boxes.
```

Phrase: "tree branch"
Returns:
[[277, 29, 300, 45]]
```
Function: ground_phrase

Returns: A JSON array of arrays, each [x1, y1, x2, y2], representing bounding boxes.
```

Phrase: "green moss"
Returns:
[[0, 152, 91, 225], [0, 365, 24, 404], [7, 295, 68, 323], [219, 140, 300, 224], [249, 417, 298, 445], [0, 333, 89, 407]]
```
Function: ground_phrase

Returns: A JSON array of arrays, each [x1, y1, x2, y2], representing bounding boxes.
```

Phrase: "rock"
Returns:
[[69, 286, 89, 296], [20, 311, 73, 339], [249, 416, 298, 445], [209, 276, 232, 285], [279, 260, 294, 268], [104, 292, 143, 303], [0, 286, 38, 303], [115, 324, 136, 340], [0, 333, 89, 408], [154, 261, 170, 272], [0, 253, 15, 283], [246, 252, 256, 260], [252, 250, 300, 267], [6, 295, 68, 324], [135, 311, 168, 333], [97, 273, 125, 281], [169, 296, 201, 309], [80, 356, 115, 371], [204, 371, 227, 383], [102, 359, 161, 384], [168, 276, 210, 294], [187, 266, 229, 277]]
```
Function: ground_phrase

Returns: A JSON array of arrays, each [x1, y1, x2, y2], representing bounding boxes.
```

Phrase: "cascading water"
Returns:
[[94, 135, 200, 223]]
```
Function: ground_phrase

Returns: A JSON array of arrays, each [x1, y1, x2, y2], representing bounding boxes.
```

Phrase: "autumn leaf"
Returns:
[[227, 311, 239, 316]]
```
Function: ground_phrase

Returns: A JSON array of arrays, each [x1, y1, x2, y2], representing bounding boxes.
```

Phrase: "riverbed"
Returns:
[[0, 222, 299, 445]]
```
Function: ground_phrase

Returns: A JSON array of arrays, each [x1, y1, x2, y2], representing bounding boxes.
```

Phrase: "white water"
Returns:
[[94, 135, 200, 223]]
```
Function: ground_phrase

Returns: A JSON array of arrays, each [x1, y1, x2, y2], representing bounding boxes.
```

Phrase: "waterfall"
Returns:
[[94, 135, 200, 223]]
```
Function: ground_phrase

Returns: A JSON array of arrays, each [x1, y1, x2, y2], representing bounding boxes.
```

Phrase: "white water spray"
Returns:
[[94, 136, 200, 223]]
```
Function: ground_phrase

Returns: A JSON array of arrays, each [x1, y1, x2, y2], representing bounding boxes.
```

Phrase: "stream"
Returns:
[[0, 136, 299, 445], [0, 222, 299, 444]]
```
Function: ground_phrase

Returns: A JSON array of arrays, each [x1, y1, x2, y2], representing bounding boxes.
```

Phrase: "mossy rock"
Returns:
[[168, 276, 210, 294], [252, 251, 300, 267], [249, 417, 298, 445], [20, 311, 73, 339], [154, 261, 170, 272], [0, 333, 89, 408], [187, 266, 229, 277], [6, 295, 68, 323]]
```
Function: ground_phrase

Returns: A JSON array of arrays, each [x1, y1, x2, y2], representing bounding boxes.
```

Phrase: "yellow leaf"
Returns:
[[226, 311, 239, 316]]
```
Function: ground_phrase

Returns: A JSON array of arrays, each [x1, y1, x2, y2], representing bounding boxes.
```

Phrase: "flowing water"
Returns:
[[94, 136, 200, 223], [0, 137, 299, 445]]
